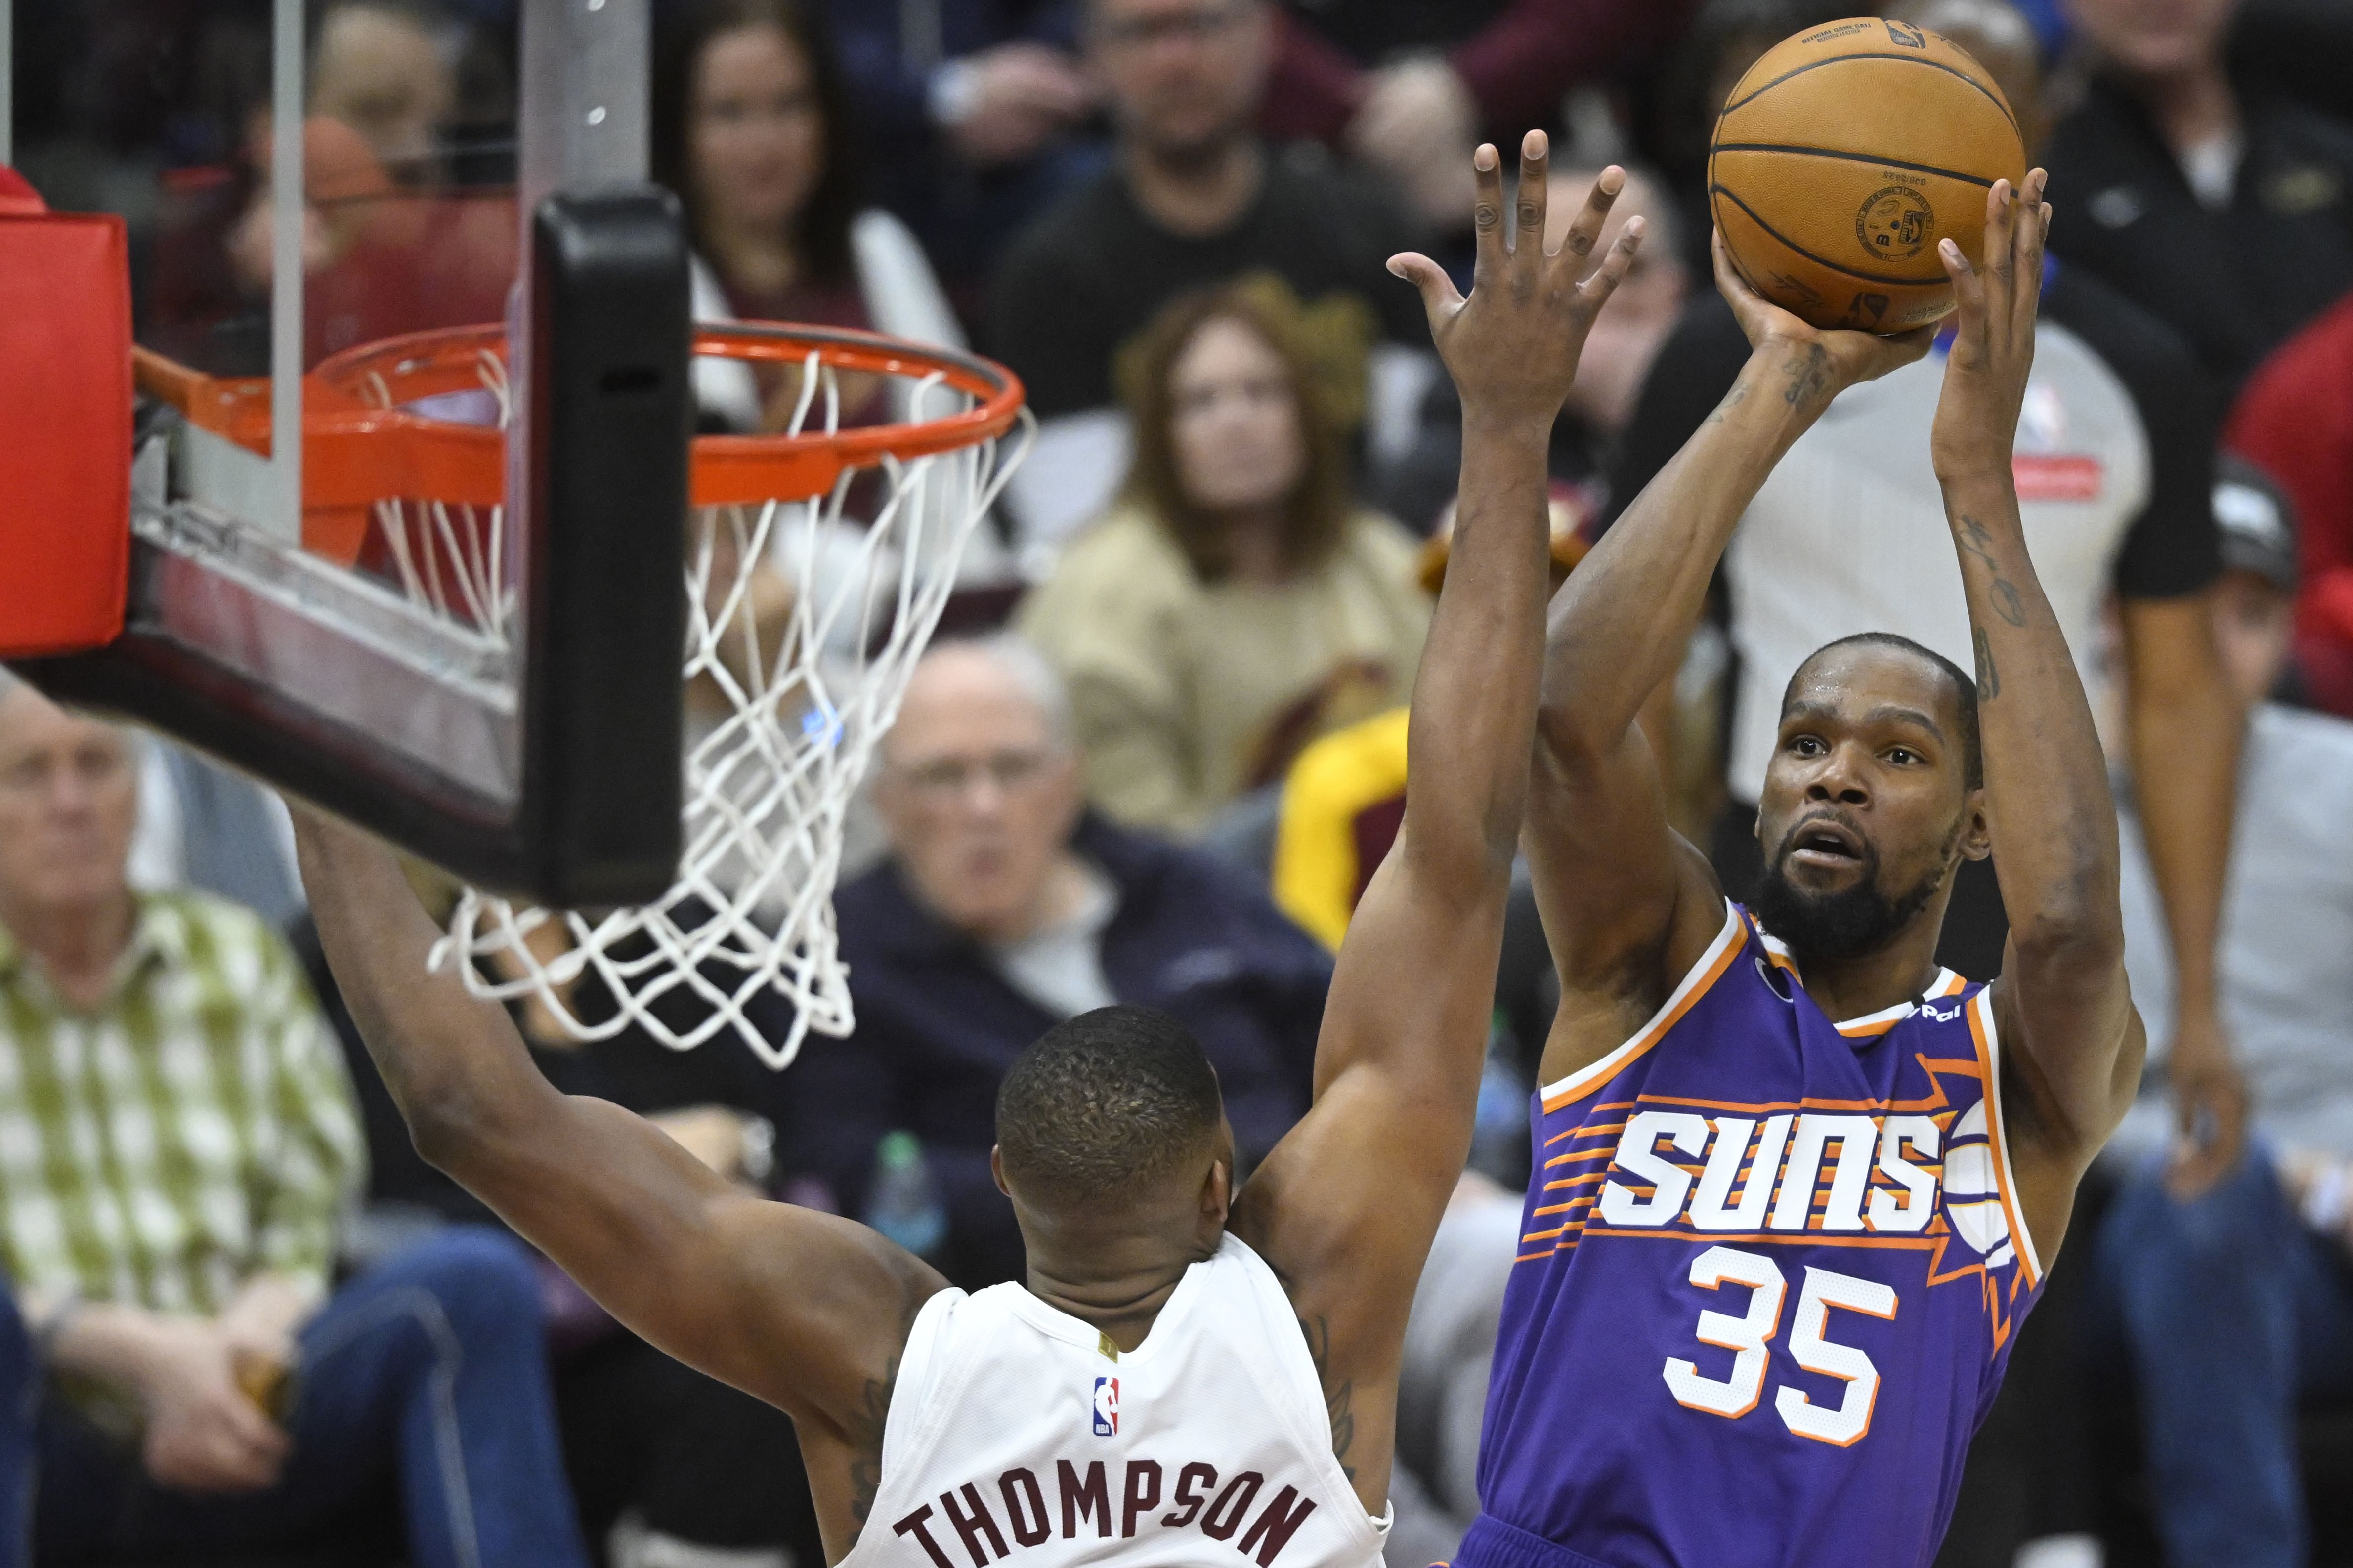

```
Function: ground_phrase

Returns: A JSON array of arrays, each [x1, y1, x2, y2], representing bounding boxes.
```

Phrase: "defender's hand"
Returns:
[[1389, 132, 1646, 436], [1713, 230, 1934, 404], [1933, 170, 2052, 484]]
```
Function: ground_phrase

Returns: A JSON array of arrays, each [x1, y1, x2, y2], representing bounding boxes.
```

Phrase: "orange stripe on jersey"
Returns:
[[1966, 988, 2044, 1287], [1539, 902, 1746, 1114], [1582, 1228, 1945, 1253], [1541, 1102, 1637, 1146]]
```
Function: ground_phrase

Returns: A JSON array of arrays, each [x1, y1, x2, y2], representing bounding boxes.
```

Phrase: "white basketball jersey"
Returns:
[[838, 1234, 1390, 1568]]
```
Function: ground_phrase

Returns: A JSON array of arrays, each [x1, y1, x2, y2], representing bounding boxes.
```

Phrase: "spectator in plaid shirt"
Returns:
[[0, 675, 587, 1568]]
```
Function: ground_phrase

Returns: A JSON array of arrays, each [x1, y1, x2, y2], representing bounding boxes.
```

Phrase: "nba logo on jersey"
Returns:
[[1091, 1377, 1119, 1436]]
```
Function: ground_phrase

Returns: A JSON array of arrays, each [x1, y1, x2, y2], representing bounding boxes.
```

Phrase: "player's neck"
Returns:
[[1795, 934, 1948, 1026], [1023, 1234, 1215, 1354]]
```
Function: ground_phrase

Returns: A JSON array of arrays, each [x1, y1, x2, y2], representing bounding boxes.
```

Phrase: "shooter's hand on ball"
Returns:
[[1931, 170, 2051, 484], [1388, 131, 1646, 438], [1712, 228, 1935, 408]]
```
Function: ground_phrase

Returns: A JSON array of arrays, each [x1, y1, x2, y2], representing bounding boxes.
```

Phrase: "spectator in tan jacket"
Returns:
[[1019, 278, 1429, 835]]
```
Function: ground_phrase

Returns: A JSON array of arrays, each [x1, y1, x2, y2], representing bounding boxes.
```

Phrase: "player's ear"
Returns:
[[1199, 1155, 1232, 1227], [990, 1144, 1011, 1198], [1957, 793, 1992, 862]]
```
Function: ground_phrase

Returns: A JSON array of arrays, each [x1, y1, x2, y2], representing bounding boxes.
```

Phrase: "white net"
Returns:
[[360, 339, 1028, 1067]]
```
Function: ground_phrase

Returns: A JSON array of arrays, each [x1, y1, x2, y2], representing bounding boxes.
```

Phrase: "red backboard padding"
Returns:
[[0, 175, 132, 658]]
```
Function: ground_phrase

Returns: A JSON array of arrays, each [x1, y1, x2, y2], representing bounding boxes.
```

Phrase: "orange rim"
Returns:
[[132, 322, 1027, 514]]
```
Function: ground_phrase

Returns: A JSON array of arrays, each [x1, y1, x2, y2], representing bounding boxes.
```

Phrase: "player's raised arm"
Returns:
[[1524, 236, 1935, 1071], [290, 813, 942, 1514], [1929, 173, 2145, 1252], [1228, 132, 1643, 1502]]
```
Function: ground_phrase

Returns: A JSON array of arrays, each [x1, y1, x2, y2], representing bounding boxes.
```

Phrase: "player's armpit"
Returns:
[[488, 1096, 947, 1423], [1524, 717, 1729, 1083], [1227, 1064, 1446, 1514], [1226, 840, 1506, 1514], [1986, 967, 2145, 1264]]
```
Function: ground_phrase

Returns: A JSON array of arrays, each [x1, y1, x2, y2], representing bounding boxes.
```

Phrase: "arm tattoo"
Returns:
[[1954, 515, 2029, 625], [1781, 343, 1831, 407], [1295, 1313, 1358, 1481], [1705, 380, 1752, 425], [1972, 627, 2001, 701], [844, 1351, 902, 1537]]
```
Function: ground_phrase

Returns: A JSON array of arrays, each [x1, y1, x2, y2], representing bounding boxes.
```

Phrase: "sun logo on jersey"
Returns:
[[1938, 1099, 2015, 1271], [1092, 1376, 1119, 1437]]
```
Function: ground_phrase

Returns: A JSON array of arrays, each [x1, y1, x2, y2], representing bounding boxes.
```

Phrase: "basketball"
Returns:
[[1709, 17, 2026, 333]]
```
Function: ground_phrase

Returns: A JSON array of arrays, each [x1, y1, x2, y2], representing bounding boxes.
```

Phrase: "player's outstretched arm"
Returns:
[[1229, 132, 1644, 1506], [290, 812, 943, 1532], [1930, 173, 2145, 1255], [1525, 238, 1934, 1076]]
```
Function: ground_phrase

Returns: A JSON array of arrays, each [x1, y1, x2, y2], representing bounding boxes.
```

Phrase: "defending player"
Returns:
[[294, 134, 1639, 1568], [1460, 172, 2145, 1568]]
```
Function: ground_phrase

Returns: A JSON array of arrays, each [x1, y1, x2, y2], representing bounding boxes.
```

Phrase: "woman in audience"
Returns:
[[653, 0, 962, 431], [1019, 280, 1431, 836]]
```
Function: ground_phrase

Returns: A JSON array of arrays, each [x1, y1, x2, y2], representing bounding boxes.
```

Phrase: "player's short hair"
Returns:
[[996, 1006, 1225, 1213], [1782, 633, 1983, 791]]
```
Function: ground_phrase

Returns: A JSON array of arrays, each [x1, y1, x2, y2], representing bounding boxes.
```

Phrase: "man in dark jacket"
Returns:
[[780, 635, 1329, 1288]]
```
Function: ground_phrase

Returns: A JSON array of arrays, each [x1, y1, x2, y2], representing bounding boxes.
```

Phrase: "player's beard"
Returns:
[[1752, 815, 1960, 971]]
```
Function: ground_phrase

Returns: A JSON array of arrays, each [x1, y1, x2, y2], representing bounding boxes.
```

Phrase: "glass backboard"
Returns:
[[2, 0, 693, 906]]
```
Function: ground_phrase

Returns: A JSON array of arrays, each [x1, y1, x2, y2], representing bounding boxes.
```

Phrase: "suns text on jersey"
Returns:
[[891, 1459, 1324, 1568], [1531, 1057, 2021, 1273]]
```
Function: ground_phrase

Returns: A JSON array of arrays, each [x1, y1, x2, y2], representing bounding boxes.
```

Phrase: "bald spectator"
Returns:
[[777, 637, 1329, 1289], [0, 676, 583, 1566]]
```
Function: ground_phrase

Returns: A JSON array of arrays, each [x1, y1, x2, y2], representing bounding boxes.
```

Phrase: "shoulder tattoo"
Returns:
[[843, 1350, 900, 1538], [1295, 1312, 1358, 1483]]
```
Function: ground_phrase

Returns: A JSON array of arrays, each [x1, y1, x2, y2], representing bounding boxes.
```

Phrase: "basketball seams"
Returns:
[[1709, 144, 2000, 191], [1721, 51, 2020, 137]]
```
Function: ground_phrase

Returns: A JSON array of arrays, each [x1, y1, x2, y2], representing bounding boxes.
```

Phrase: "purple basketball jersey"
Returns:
[[1459, 901, 2046, 1568]]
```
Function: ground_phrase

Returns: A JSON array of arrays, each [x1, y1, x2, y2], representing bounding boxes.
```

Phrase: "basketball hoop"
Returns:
[[282, 323, 1030, 1066]]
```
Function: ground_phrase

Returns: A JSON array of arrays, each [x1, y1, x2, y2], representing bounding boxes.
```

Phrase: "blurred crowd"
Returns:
[[7, 0, 2353, 1565]]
